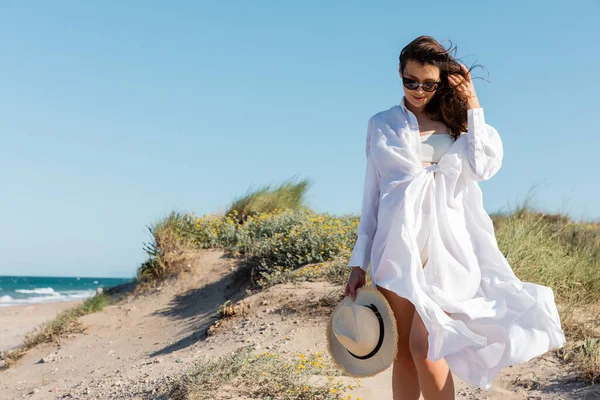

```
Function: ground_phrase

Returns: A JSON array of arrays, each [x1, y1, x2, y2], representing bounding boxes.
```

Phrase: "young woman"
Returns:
[[344, 36, 565, 400]]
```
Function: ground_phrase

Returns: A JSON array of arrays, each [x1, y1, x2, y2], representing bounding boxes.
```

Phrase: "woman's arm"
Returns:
[[449, 64, 504, 182], [348, 118, 381, 272], [464, 107, 504, 182]]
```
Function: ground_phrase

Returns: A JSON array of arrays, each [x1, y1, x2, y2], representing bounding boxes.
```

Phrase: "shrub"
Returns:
[[137, 211, 198, 283]]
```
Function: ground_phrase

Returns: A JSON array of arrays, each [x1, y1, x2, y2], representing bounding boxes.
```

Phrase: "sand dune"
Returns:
[[1, 249, 598, 399]]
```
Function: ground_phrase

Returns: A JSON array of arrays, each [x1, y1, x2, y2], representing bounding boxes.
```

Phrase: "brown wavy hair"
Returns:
[[399, 35, 489, 140]]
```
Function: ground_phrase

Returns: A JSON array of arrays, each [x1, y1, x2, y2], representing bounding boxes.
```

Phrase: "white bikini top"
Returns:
[[420, 132, 455, 163]]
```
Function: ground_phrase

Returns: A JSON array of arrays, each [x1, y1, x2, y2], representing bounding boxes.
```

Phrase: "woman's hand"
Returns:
[[345, 267, 366, 301], [448, 63, 481, 109]]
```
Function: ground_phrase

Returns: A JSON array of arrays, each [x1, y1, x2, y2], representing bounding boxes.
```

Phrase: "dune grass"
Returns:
[[162, 346, 361, 400], [492, 204, 600, 382], [225, 176, 312, 224], [494, 205, 600, 305], [137, 211, 199, 284]]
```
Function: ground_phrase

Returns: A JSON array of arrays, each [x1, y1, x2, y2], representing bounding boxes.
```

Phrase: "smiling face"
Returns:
[[399, 60, 441, 110]]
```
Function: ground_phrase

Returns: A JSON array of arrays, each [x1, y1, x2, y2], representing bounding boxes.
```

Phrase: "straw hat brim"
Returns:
[[326, 285, 398, 378]]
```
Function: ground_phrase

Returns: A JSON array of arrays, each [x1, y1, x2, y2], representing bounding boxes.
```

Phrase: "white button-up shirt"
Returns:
[[348, 96, 565, 390]]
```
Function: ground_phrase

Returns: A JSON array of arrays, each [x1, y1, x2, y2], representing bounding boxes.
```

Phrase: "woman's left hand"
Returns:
[[449, 63, 481, 109]]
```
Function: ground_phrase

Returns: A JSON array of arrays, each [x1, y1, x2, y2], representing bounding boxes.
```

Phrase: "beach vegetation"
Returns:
[[137, 211, 198, 284], [224, 176, 312, 224], [492, 200, 600, 382], [163, 346, 361, 399]]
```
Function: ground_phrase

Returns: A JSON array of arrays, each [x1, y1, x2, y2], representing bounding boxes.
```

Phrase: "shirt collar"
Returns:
[[400, 95, 409, 114], [399, 95, 419, 132]]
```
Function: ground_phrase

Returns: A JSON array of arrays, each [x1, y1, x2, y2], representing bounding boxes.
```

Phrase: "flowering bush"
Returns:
[[191, 208, 359, 282]]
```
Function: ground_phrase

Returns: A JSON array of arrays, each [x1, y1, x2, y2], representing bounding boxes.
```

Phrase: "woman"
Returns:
[[344, 36, 565, 399]]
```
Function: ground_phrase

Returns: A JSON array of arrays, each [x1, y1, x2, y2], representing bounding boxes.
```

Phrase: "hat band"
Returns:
[[347, 304, 385, 360]]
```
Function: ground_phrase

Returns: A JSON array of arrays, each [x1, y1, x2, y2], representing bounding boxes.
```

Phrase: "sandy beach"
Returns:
[[0, 249, 598, 399], [0, 301, 81, 353]]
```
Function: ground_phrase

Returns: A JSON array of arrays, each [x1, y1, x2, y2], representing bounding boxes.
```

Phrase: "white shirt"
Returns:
[[348, 96, 566, 390], [419, 132, 455, 163]]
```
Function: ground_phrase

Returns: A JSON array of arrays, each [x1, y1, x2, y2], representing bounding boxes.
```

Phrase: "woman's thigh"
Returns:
[[410, 238, 450, 358], [410, 308, 452, 359], [376, 285, 415, 362]]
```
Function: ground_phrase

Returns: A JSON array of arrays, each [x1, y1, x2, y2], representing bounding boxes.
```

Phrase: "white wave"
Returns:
[[15, 287, 60, 296], [0, 290, 95, 307], [0, 295, 62, 307], [0, 295, 14, 303], [64, 290, 96, 299]]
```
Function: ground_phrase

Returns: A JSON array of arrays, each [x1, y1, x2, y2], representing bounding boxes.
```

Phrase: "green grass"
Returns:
[[493, 206, 600, 305], [225, 176, 313, 224], [491, 204, 600, 382]]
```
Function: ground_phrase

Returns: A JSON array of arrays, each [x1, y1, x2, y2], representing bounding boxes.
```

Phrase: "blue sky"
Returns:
[[1, 1, 598, 278]]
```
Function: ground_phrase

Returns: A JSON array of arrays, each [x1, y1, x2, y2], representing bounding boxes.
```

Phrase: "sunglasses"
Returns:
[[402, 78, 440, 92]]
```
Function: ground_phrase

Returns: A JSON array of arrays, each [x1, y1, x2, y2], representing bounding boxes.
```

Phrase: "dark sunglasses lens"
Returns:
[[422, 82, 438, 92], [403, 79, 419, 90]]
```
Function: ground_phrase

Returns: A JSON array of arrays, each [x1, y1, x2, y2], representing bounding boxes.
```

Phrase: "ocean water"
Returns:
[[0, 275, 133, 307]]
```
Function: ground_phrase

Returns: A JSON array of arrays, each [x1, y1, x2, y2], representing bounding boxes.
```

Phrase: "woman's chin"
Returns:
[[407, 96, 428, 108]]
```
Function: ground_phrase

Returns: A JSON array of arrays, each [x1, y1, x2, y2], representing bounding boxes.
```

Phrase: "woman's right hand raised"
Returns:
[[345, 267, 366, 301]]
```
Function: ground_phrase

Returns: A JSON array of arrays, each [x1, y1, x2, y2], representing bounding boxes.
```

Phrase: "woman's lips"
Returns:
[[413, 95, 425, 101]]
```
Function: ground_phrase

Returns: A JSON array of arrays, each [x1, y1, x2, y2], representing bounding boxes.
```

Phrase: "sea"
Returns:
[[0, 275, 133, 307]]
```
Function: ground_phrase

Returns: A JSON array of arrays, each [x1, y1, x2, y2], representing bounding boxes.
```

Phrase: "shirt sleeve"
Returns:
[[464, 107, 504, 182], [348, 118, 381, 272]]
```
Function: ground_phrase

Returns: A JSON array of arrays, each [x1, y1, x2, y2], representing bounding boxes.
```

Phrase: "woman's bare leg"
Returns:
[[409, 310, 455, 399], [376, 285, 421, 400], [409, 249, 455, 399]]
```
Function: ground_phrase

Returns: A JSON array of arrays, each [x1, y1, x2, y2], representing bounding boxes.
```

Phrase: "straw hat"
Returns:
[[326, 285, 398, 377]]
